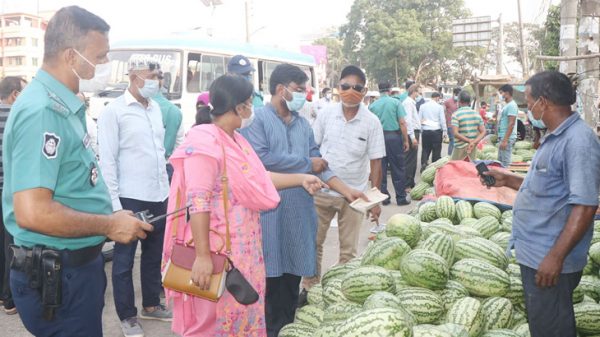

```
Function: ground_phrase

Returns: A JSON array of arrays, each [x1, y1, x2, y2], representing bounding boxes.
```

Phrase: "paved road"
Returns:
[[0, 155, 433, 336]]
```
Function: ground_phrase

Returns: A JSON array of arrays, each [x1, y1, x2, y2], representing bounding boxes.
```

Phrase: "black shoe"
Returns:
[[297, 288, 308, 308], [397, 197, 411, 206], [382, 199, 391, 206]]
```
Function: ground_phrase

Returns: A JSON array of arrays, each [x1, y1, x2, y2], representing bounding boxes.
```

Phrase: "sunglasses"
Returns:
[[340, 83, 365, 92]]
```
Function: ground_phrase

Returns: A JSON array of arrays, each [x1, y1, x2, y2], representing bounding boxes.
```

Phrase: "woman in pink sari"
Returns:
[[162, 74, 324, 337]]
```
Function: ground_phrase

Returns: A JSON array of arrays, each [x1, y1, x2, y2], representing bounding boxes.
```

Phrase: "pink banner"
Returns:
[[300, 45, 327, 65]]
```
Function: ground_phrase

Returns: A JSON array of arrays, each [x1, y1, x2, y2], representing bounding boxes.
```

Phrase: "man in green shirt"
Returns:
[[2, 6, 151, 336], [154, 71, 183, 182], [450, 91, 486, 161], [369, 81, 410, 205], [497, 84, 518, 166]]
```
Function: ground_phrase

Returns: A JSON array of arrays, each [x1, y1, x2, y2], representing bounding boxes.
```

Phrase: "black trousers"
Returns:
[[381, 131, 407, 202], [520, 264, 582, 337], [265, 273, 301, 337], [421, 129, 443, 169], [0, 198, 13, 308], [405, 130, 420, 189]]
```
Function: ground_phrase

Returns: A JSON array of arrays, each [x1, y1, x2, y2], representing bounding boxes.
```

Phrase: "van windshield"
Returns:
[[105, 50, 183, 99]]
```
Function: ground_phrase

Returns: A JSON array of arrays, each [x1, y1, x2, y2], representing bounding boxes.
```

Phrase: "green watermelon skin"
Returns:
[[575, 275, 600, 302], [455, 200, 474, 222], [489, 232, 511, 251], [575, 302, 600, 335], [480, 297, 513, 331], [386, 214, 422, 248], [450, 259, 510, 297], [397, 287, 445, 324], [323, 301, 363, 322], [418, 232, 455, 265], [421, 166, 437, 184], [438, 280, 470, 311], [336, 308, 414, 337], [400, 249, 449, 290], [413, 325, 454, 337], [278, 323, 316, 337], [473, 202, 502, 220], [506, 276, 525, 306], [436, 196, 457, 220], [481, 329, 522, 337], [361, 237, 411, 270], [411, 182, 431, 201], [445, 297, 484, 337], [322, 279, 347, 307], [589, 242, 600, 266], [321, 263, 356, 288], [340, 266, 395, 304], [294, 305, 324, 328], [471, 216, 501, 239], [419, 202, 438, 222], [454, 237, 509, 269], [363, 291, 402, 310]]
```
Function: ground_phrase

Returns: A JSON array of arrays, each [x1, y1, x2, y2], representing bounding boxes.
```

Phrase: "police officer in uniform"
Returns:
[[2, 6, 152, 337]]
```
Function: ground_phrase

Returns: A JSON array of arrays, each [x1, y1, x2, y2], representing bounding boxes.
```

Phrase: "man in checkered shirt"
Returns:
[[304, 65, 385, 288]]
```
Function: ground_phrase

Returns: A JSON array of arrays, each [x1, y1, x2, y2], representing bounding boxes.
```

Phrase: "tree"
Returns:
[[312, 36, 348, 88], [534, 4, 560, 71]]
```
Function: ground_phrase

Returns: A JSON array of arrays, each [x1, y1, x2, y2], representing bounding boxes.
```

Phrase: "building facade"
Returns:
[[0, 13, 47, 81]]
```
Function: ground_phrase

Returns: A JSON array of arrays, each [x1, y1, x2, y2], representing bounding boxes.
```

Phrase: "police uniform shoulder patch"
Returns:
[[43, 132, 60, 159]]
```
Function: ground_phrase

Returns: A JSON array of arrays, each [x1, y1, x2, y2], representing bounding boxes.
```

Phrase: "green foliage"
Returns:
[[312, 34, 348, 88], [535, 5, 560, 71]]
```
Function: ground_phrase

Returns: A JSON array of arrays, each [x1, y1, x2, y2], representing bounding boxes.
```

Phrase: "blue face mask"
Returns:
[[527, 99, 546, 128], [416, 95, 423, 101], [284, 87, 307, 111]]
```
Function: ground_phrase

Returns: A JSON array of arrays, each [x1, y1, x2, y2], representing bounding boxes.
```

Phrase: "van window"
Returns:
[[261, 61, 282, 95], [200, 55, 225, 92], [187, 53, 201, 92]]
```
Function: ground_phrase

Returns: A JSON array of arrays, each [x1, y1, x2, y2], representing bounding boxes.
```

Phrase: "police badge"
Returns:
[[42, 133, 60, 159], [90, 163, 99, 186]]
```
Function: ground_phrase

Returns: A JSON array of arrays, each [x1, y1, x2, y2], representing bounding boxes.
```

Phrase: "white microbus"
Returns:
[[89, 32, 317, 129]]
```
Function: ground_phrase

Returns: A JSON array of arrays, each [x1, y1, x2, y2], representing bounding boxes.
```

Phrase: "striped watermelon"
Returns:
[[489, 232, 511, 250], [363, 291, 402, 310], [576, 275, 600, 301], [433, 156, 450, 169], [460, 218, 478, 226], [481, 329, 521, 337], [574, 286, 586, 304], [323, 301, 363, 322], [411, 182, 431, 201], [321, 263, 356, 287], [307, 283, 323, 307], [575, 302, 600, 335], [413, 325, 453, 337], [589, 242, 600, 265], [437, 323, 470, 337], [583, 258, 599, 276], [439, 280, 469, 311], [322, 279, 347, 307], [481, 297, 513, 331], [446, 297, 484, 337], [583, 295, 597, 303], [421, 166, 437, 184], [436, 196, 456, 219], [400, 249, 449, 290], [346, 257, 362, 268], [427, 223, 466, 242], [425, 187, 436, 196], [397, 287, 445, 324], [500, 217, 513, 232], [418, 232, 455, 265], [506, 277, 525, 306], [312, 322, 340, 337], [336, 308, 414, 337], [455, 225, 484, 238], [389, 270, 410, 293], [361, 237, 411, 270], [454, 237, 509, 269], [341, 266, 395, 304], [386, 214, 422, 248], [471, 216, 500, 239], [473, 202, 502, 220], [278, 323, 315, 337], [513, 323, 530, 337], [509, 309, 527, 328], [375, 230, 389, 241], [450, 259, 510, 297], [455, 200, 474, 222], [501, 210, 513, 221], [506, 264, 521, 278], [419, 202, 438, 222], [432, 218, 454, 226], [592, 230, 600, 245], [294, 305, 323, 328]]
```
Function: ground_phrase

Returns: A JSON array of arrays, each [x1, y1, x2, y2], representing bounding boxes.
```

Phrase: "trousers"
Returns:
[[265, 273, 301, 337], [421, 129, 443, 168], [381, 131, 407, 202]]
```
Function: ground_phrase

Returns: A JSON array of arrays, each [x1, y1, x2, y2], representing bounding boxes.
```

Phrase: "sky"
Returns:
[[2, 0, 560, 52]]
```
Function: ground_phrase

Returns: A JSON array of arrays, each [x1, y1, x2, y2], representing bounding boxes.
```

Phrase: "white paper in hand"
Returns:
[[349, 188, 389, 214]]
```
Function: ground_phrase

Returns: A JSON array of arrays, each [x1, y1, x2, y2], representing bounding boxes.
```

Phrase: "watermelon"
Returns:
[[433, 156, 450, 169], [323, 301, 362, 322], [455, 200, 474, 222], [413, 325, 454, 337], [573, 286, 585, 304], [436, 196, 456, 219], [386, 214, 422, 248], [425, 187, 436, 196], [500, 217, 512, 232], [489, 232, 511, 250], [341, 266, 395, 304], [575, 302, 600, 335], [583, 295, 597, 303], [400, 249, 449, 290], [432, 218, 454, 226], [509, 309, 527, 328], [455, 225, 484, 238], [446, 297, 484, 337], [480, 297, 513, 331], [439, 280, 470, 310], [576, 275, 600, 301], [278, 323, 315, 337], [450, 259, 510, 297], [513, 323, 530, 337], [418, 232, 455, 265], [411, 182, 431, 201], [460, 218, 478, 226], [307, 283, 323, 306], [363, 291, 402, 310], [501, 210, 513, 221], [437, 323, 470, 337], [389, 270, 410, 293], [481, 329, 521, 337], [336, 308, 414, 337], [592, 230, 600, 245], [583, 258, 599, 276], [506, 277, 525, 306], [506, 264, 521, 278], [346, 257, 362, 268], [590, 242, 600, 266], [419, 202, 438, 222], [294, 305, 323, 327], [312, 322, 340, 337], [361, 237, 411, 270], [397, 287, 445, 324], [514, 141, 532, 150], [322, 279, 347, 307], [471, 216, 501, 239], [421, 166, 437, 184], [454, 237, 509, 269], [473, 202, 502, 220], [427, 223, 466, 242], [321, 263, 356, 287]]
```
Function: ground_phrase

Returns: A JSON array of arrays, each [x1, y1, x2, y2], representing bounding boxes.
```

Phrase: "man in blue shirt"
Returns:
[[497, 84, 518, 166], [227, 54, 264, 107], [241, 64, 366, 337], [483, 71, 600, 337]]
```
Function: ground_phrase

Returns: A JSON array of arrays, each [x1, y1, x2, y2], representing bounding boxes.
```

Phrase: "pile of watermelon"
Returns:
[[280, 198, 600, 337], [476, 141, 536, 163], [410, 157, 450, 201]]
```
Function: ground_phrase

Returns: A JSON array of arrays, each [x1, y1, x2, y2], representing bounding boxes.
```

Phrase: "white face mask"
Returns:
[[240, 105, 255, 129], [136, 75, 160, 98], [72, 49, 112, 93], [325, 93, 332, 100]]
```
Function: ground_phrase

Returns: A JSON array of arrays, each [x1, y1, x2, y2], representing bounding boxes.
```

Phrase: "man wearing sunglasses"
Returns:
[[310, 65, 385, 288]]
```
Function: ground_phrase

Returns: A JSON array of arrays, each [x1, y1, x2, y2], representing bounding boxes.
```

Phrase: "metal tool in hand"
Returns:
[[134, 204, 191, 224]]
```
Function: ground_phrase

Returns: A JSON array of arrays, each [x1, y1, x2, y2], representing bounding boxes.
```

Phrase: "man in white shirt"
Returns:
[[419, 92, 447, 170], [313, 87, 333, 116], [97, 58, 172, 337], [402, 84, 421, 190], [305, 66, 385, 288]]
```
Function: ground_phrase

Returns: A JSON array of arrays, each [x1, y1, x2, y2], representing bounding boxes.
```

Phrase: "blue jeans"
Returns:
[[112, 198, 166, 321], [520, 264, 581, 337], [11, 254, 106, 337], [497, 138, 516, 167], [381, 131, 407, 203], [447, 127, 454, 155]]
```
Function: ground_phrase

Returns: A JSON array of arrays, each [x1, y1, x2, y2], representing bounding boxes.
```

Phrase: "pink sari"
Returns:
[[162, 124, 280, 337]]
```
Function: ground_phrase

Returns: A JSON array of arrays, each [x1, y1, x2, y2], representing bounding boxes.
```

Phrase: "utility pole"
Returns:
[[560, 0, 578, 74], [578, 0, 600, 131], [516, 0, 529, 78], [497, 14, 504, 75], [245, 0, 250, 43]]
